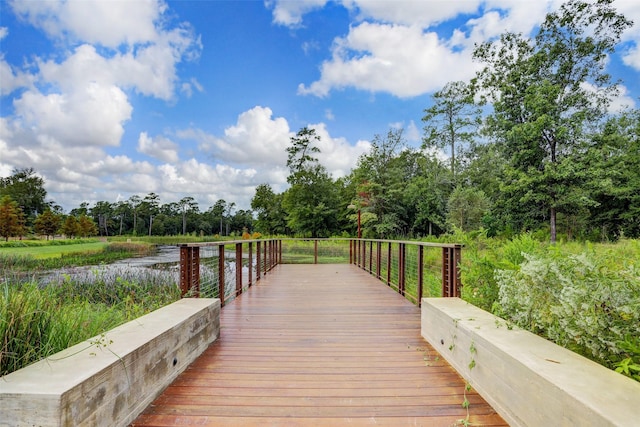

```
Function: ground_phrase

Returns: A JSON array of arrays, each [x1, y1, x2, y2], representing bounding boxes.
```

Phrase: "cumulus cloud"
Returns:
[[617, 0, 640, 70], [294, 1, 563, 99], [138, 132, 180, 163], [179, 106, 293, 167], [9, 0, 162, 48], [266, 0, 328, 27], [299, 22, 479, 98]]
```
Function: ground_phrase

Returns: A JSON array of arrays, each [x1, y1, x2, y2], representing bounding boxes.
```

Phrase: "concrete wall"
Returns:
[[1, 298, 220, 427], [421, 298, 640, 427]]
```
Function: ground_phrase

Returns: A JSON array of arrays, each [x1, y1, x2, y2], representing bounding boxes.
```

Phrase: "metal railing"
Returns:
[[178, 238, 462, 306]]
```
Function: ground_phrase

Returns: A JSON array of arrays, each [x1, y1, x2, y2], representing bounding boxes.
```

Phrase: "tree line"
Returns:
[[254, 0, 639, 243], [0, 168, 253, 240], [1, 0, 638, 243]]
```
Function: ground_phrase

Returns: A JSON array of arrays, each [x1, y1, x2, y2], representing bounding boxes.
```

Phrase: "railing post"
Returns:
[[179, 246, 200, 297], [263, 240, 268, 274], [218, 244, 225, 306], [376, 241, 381, 280], [368, 240, 373, 273], [362, 240, 367, 271], [442, 245, 462, 297], [314, 239, 318, 264], [256, 241, 261, 281], [417, 245, 424, 306], [248, 241, 253, 287], [349, 239, 354, 264], [235, 242, 243, 297], [386, 242, 392, 287], [398, 243, 406, 296]]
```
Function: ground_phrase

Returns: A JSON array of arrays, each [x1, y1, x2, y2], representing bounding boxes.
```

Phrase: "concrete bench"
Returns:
[[1, 298, 220, 427], [421, 297, 640, 427]]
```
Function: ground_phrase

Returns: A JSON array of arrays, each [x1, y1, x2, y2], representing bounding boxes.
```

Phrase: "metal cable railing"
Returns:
[[178, 238, 462, 307]]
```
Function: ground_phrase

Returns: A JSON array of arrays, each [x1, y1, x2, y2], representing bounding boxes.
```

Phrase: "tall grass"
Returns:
[[1, 268, 180, 376]]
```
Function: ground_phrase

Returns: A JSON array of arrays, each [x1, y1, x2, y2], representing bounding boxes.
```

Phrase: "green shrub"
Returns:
[[494, 248, 640, 380]]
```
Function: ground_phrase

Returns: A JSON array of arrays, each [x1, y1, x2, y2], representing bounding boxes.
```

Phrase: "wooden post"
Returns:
[[418, 245, 424, 306], [248, 242, 253, 287], [218, 244, 225, 306], [179, 246, 200, 297], [314, 239, 318, 264], [442, 245, 462, 297], [235, 242, 243, 297], [256, 241, 261, 281]]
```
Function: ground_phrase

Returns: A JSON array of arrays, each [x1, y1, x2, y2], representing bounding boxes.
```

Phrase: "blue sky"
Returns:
[[1, 0, 639, 213]]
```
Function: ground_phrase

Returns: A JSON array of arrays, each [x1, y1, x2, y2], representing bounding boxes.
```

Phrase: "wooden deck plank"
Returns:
[[131, 264, 507, 427]]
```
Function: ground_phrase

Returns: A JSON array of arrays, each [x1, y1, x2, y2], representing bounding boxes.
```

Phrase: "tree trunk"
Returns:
[[550, 206, 557, 244]]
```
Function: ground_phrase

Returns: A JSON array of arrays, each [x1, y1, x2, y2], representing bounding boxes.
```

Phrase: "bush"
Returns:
[[493, 246, 640, 380]]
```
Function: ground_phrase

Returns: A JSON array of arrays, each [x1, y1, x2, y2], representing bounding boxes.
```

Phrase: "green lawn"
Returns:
[[0, 242, 108, 259]]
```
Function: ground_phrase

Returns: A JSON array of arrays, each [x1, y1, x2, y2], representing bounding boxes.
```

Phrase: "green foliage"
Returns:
[[283, 127, 340, 237], [0, 195, 26, 241], [1, 271, 180, 376], [473, 0, 632, 242], [446, 187, 490, 232], [422, 80, 481, 179], [492, 240, 640, 379]]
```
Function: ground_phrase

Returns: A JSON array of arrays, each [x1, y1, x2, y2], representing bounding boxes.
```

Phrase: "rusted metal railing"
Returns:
[[348, 239, 463, 304], [179, 238, 462, 306]]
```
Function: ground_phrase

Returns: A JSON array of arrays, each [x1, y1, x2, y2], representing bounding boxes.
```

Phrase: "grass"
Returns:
[[0, 242, 108, 259], [1, 269, 181, 376], [0, 239, 178, 376]]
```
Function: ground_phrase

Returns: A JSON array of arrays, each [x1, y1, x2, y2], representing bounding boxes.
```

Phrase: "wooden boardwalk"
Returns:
[[132, 264, 507, 427]]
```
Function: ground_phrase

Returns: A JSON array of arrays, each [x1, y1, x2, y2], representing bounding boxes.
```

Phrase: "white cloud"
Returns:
[[9, 0, 163, 48], [310, 122, 370, 178], [299, 22, 479, 98], [14, 82, 132, 147], [617, 0, 640, 71], [138, 132, 180, 163], [180, 106, 293, 167], [343, 0, 482, 27], [295, 1, 564, 99], [266, 0, 328, 27]]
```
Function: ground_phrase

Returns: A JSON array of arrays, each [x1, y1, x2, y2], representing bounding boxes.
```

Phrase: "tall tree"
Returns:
[[251, 184, 287, 235], [350, 129, 408, 237], [586, 109, 640, 239], [473, 0, 632, 242], [422, 81, 481, 179], [34, 210, 62, 240], [283, 127, 339, 237], [141, 193, 160, 236], [0, 195, 26, 241], [178, 196, 199, 235], [0, 168, 47, 222]]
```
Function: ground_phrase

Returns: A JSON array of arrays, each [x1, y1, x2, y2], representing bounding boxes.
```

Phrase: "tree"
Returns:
[[349, 129, 408, 237], [0, 195, 26, 241], [422, 81, 481, 179], [91, 201, 114, 236], [61, 215, 80, 238], [128, 195, 142, 234], [178, 196, 199, 235], [403, 154, 451, 236], [34, 210, 62, 240], [251, 184, 287, 235], [141, 193, 160, 236], [446, 186, 490, 232], [0, 168, 47, 223], [473, 0, 632, 242], [113, 201, 131, 235], [283, 127, 339, 237], [586, 109, 640, 239], [77, 214, 98, 237]]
